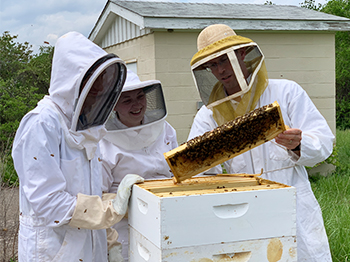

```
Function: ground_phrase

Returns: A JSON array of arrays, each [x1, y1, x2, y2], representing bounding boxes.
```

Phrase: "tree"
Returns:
[[299, 0, 323, 11], [0, 31, 53, 150], [322, 0, 350, 100], [0, 32, 33, 82], [320, 0, 350, 129], [299, 0, 350, 129]]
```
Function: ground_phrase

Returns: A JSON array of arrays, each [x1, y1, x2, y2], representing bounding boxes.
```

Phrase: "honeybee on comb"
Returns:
[[164, 101, 286, 183]]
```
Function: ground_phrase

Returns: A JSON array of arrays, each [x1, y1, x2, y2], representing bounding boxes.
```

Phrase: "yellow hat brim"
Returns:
[[190, 35, 253, 66]]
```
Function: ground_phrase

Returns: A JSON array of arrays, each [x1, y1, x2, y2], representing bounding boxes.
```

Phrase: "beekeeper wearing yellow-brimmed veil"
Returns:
[[190, 23, 269, 126], [188, 24, 334, 262]]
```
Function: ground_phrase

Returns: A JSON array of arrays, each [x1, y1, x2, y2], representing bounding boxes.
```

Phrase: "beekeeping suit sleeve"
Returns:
[[69, 174, 144, 229], [188, 105, 217, 141]]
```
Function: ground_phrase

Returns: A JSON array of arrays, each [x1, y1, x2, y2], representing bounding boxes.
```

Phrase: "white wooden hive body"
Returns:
[[128, 176, 297, 261]]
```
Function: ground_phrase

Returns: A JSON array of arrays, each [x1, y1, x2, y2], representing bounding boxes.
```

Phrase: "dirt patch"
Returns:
[[0, 187, 19, 261]]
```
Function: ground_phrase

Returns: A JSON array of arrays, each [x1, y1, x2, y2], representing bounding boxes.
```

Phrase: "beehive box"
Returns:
[[128, 175, 297, 261], [129, 227, 297, 262]]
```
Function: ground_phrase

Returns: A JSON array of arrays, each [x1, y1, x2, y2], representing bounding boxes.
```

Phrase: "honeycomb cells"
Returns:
[[171, 103, 281, 166]]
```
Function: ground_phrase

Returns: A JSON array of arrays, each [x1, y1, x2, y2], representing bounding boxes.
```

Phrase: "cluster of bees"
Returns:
[[169, 103, 281, 167]]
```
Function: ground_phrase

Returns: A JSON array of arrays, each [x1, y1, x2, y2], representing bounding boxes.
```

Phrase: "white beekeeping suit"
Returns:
[[12, 32, 143, 262], [100, 70, 178, 261], [188, 24, 334, 262]]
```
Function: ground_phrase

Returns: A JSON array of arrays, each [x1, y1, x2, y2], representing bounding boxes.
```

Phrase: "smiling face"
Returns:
[[114, 88, 147, 127], [206, 48, 249, 96]]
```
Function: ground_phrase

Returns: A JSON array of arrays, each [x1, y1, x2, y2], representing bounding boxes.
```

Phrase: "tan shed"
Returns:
[[89, 0, 350, 144]]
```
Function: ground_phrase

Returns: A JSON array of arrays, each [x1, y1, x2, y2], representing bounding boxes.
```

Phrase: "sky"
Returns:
[[0, 0, 328, 54]]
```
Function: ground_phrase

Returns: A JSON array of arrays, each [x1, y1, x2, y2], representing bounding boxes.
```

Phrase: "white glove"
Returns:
[[112, 174, 144, 216], [69, 174, 144, 230], [108, 244, 125, 262]]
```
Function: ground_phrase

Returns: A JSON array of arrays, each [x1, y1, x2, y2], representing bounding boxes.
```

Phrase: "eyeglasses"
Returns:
[[205, 56, 229, 72]]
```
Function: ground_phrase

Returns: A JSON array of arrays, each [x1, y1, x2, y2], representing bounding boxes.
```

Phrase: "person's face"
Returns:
[[206, 48, 248, 96], [81, 65, 118, 112], [115, 88, 147, 127]]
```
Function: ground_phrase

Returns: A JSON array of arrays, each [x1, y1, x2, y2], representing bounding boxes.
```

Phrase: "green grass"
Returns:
[[311, 129, 350, 262], [335, 129, 350, 170]]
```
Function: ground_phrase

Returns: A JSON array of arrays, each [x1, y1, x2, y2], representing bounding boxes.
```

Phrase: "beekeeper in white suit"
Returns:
[[100, 70, 178, 261], [188, 24, 334, 261], [12, 31, 144, 262]]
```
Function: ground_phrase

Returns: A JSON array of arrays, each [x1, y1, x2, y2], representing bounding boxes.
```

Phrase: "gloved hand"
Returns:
[[112, 174, 144, 216], [108, 244, 125, 262], [69, 174, 144, 230]]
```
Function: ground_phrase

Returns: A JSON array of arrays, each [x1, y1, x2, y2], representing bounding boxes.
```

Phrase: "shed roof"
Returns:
[[109, 0, 347, 21], [89, 0, 350, 44]]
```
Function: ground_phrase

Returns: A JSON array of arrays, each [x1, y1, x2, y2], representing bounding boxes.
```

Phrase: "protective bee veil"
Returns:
[[104, 70, 167, 150], [190, 24, 269, 125]]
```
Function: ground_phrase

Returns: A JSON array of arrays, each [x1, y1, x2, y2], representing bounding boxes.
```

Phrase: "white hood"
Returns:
[[41, 32, 126, 159], [49, 32, 108, 120]]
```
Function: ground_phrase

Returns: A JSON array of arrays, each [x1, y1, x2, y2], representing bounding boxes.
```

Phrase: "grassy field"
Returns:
[[311, 129, 350, 262]]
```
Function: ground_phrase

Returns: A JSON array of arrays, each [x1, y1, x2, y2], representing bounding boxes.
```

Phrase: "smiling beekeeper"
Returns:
[[12, 31, 144, 262], [100, 70, 178, 261], [188, 24, 334, 261]]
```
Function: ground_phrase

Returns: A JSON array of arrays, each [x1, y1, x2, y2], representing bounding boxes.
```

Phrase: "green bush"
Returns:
[[336, 98, 350, 130], [0, 32, 53, 184], [0, 135, 17, 187]]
